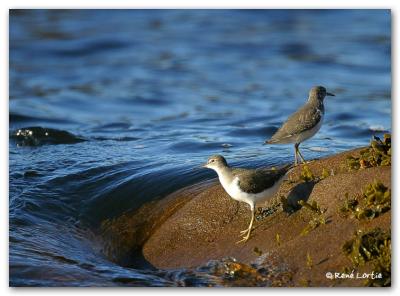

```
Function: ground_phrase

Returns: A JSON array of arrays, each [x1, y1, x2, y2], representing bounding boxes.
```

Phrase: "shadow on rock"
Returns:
[[283, 181, 317, 214]]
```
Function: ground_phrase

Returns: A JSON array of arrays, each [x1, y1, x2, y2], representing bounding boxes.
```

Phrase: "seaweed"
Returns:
[[298, 200, 327, 236], [275, 233, 281, 246], [253, 247, 263, 256], [300, 165, 315, 182], [339, 181, 391, 220], [298, 200, 325, 215], [300, 215, 327, 236], [346, 134, 391, 171], [306, 252, 313, 269], [342, 228, 391, 287], [300, 165, 332, 183], [320, 168, 330, 180]]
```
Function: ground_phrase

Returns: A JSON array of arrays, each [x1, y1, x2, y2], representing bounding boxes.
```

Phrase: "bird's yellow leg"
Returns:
[[297, 145, 307, 163], [236, 208, 255, 244]]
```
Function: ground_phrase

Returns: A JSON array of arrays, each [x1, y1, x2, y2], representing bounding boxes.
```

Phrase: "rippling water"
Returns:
[[9, 9, 391, 286]]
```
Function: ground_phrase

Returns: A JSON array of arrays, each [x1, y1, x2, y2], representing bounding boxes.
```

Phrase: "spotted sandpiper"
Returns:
[[265, 86, 335, 165], [203, 155, 292, 243]]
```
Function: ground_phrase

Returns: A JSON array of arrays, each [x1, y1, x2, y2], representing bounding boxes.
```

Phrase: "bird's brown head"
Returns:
[[203, 154, 228, 170], [309, 86, 335, 101]]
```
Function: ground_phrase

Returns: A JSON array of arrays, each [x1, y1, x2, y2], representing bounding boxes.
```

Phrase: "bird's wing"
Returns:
[[232, 166, 290, 194], [268, 104, 323, 143]]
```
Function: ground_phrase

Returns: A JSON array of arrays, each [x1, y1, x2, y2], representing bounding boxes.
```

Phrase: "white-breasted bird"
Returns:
[[203, 155, 292, 243]]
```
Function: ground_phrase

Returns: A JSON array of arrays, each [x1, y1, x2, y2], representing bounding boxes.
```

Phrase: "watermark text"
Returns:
[[325, 271, 382, 280]]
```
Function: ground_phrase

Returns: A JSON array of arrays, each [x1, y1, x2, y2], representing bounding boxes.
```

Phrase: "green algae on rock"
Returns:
[[298, 199, 325, 215], [306, 252, 313, 270], [320, 168, 330, 180], [300, 165, 315, 182], [275, 233, 281, 246], [298, 200, 327, 236], [339, 180, 391, 220], [342, 228, 391, 287], [346, 134, 391, 171]]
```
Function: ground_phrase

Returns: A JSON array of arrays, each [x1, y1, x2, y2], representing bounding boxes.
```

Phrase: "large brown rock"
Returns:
[[100, 148, 391, 286]]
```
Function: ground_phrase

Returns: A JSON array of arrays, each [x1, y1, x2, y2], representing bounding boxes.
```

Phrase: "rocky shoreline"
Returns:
[[100, 141, 391, 287]]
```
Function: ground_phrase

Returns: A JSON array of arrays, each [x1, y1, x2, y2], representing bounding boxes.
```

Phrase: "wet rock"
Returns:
[[23, 170, 42, 178], [11, 126, 86, 146]]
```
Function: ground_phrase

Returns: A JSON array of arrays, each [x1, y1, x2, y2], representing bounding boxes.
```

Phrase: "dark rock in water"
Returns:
[[10, 126, 86, 146], [23, 170, 42, 178]]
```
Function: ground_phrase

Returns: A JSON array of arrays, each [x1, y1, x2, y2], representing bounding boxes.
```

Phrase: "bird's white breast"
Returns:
[[218, 174, 285, 207]]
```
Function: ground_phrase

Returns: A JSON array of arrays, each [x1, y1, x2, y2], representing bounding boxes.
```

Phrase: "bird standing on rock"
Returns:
[[265, 86, 335, 165], [203, 155, 292, 243]]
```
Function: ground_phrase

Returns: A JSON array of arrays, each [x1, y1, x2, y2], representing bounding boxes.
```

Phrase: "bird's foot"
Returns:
[[238, 227, 253, 237], [236, 228, 252, 243], [236, 233, 251, 244]]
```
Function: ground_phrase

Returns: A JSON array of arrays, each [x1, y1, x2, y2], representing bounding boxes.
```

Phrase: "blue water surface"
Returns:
[[9, 9, 391, 286]]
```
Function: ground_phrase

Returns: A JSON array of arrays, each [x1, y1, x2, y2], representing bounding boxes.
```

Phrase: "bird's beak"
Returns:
[[327, 92, 335, 96], [200, 163, 208, 168]]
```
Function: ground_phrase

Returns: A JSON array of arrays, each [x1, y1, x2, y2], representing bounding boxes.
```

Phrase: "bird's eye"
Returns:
[[210, 159, 215, 163]]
